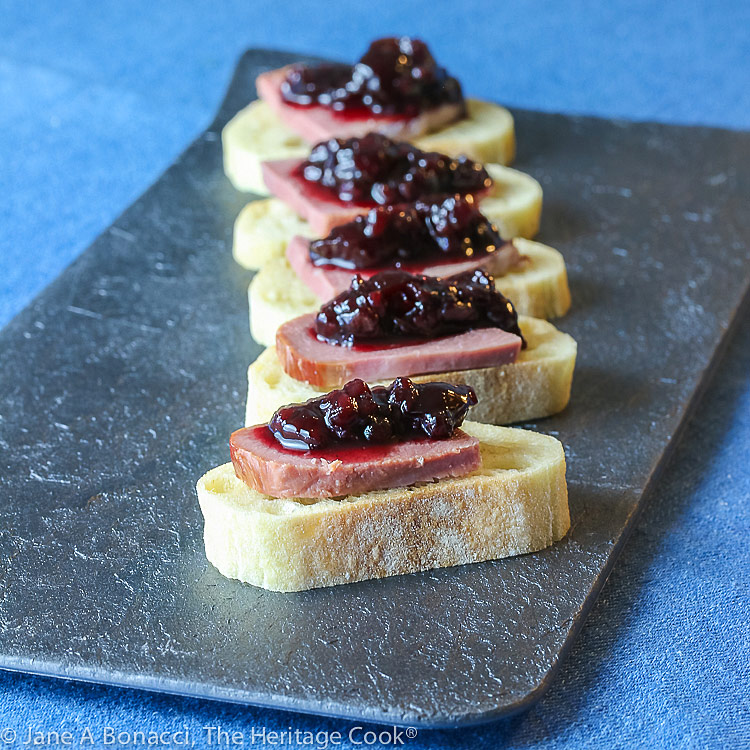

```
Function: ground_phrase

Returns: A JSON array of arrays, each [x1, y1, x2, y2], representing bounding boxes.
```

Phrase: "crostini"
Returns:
[[245, 269, 576, 426], [198, 379, 569, 591]]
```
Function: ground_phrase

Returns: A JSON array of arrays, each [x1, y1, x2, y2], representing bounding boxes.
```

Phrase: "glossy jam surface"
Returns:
[[280, 37, 465, 118], [268, 377, 477, 451], [309, 195, 507, 270], [249, 423, 437, 463], [315, 268, 525, 347], [293, 133, 492, 207]]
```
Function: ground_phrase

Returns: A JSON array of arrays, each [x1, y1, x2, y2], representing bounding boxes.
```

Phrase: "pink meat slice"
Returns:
[[286, 235, 522, 301], [262, 158, 364, 235], [230, 424, 481, 499], [276, 313, 522, 389], [256, 66, 464, 143]]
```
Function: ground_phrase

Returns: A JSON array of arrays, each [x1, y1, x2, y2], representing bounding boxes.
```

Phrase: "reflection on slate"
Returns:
[[0, 50, 748, 728]]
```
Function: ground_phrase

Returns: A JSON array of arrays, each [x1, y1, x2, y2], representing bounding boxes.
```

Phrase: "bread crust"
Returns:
[[223, 98, 516, 195], [197, 422, 569, 591], [232, 198, 314, 270], [248, 242, 571, 348], [497, 239, 572, 319], [246, 316, 576, 426]]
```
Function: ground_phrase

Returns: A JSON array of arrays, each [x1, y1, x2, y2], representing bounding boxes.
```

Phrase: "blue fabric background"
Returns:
[[1, 1, 748, 747]]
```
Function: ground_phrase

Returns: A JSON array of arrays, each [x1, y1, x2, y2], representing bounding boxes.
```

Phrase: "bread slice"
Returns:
[[222, 100, 310, 195], [232, 163, 543, 270], [232, 198, 316, 270], [197, 421, 569, 591], [245, 316, 576, 427], [248, 239, 571, 347], [223, 98, 516, 194]]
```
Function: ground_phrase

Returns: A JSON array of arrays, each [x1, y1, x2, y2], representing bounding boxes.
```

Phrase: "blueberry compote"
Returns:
[[309, 195, 507, 270], [315, 268, 525, 347], [268, 377, 477, 451], [294, 133, 492, 207], [280, 37, 465, 118]]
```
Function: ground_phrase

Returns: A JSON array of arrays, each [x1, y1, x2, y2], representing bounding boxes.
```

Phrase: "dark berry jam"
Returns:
[[294, 133, 492, 207], [315, 268, 525, 347], [268, 377, 477, 451], [280, 37, 465, 118], [309, 195, 507, 270]]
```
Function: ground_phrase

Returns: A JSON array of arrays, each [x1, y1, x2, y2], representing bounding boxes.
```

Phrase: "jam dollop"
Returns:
[[315, 268, 525, 347], [295, 133, 492, 207], [280, 37, 465, 118], [268, 377, 477, 451], [309, 195, 507, 270]]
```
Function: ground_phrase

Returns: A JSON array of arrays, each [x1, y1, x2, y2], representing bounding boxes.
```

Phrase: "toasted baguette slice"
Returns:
[[248, 240, 571, 347], [232, 198, 315, 270], [222, 100, 310, 195], [197, 422, 569, 591], [232, 163, 542, 270], [245, 316, 576, 427], [223, 99, 516, 194]]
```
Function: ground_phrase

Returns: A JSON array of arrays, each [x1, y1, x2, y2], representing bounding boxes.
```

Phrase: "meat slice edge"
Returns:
[[231, 424, 481, 498], [276, 313, 522, 389]]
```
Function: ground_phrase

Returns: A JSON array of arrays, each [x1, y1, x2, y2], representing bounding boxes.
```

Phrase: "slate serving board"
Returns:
[[0, 49, 748, 728]]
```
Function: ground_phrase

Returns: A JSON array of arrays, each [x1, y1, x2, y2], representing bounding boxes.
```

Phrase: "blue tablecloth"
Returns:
[[1, 2, 748, 747]]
